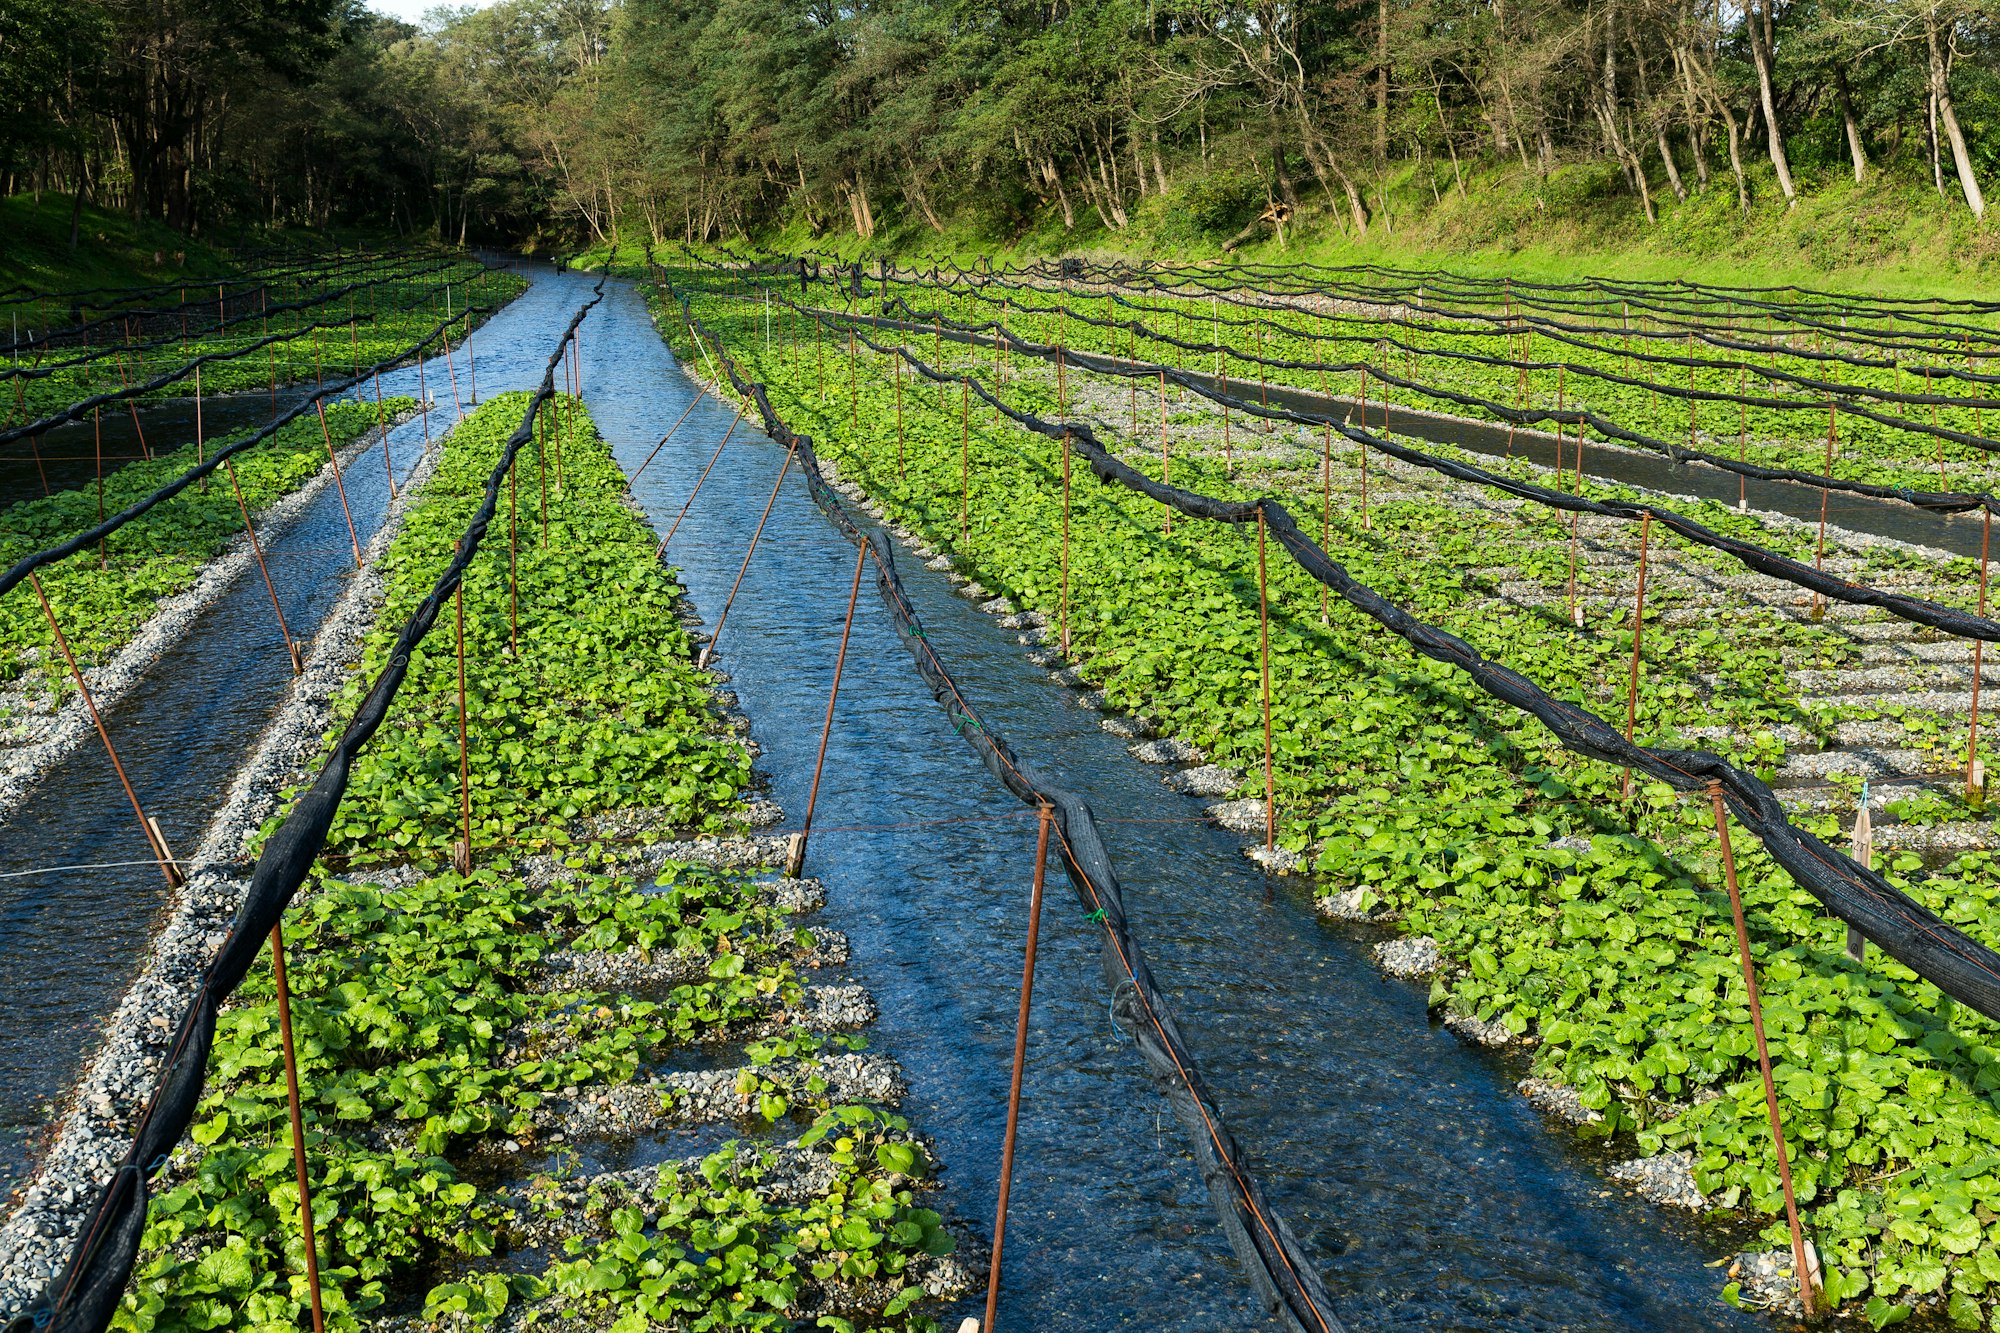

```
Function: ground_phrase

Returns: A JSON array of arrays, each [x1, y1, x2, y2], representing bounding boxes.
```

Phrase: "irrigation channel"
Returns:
[[0, 392, 313, 504], [583, 270, 1770, 1329], [0, 258, 561, 1199], [7, 261, 1878, 1329]]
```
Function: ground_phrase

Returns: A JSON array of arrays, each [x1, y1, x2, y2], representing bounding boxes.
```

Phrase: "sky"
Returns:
[[366, 0, 496, 24]]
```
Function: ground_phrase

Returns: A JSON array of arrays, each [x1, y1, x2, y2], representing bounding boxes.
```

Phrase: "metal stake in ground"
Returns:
[[1812, 403, 1837, 621], [315, 401, 363, 568], [698, 444, 797, 670], [537, 401, 550, 541], [268, 922, 326, 1333], [789, 540, 870, 878], [417, 348, 432, 448], [631, 385, 711, 484], [1159, 369, 1173, 537], [1621, 512, 1652, 797], [984, 804, 1054, 1333], [961, 381, 972, 552], [656, 409, 744, 556], [1059, 431, 1072, 657], [440, 323, 465, 423], [1707, 781, 1821, 1317], [895, 354, 906, 478], [1566, 420, 1586, 627], [1257, 506, 1276, 852], [1969, 506, 1993, 801], [508, 452, 520, 656], [1356, 368, 1371, 531], [26, 571, 182, 888], [226, 458, 303, 675], [454, 570, 473, 875], [373, 369, 396, 499]]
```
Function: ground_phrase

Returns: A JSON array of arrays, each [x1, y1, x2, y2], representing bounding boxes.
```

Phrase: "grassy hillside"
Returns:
[[766, 157, 2000, 299], [0, 193, 235, 295]]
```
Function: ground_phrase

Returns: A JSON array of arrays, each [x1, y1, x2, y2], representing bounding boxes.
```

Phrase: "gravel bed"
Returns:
[[534, 1053, 905, 1138], [1608, 1150, 1707, 1210]]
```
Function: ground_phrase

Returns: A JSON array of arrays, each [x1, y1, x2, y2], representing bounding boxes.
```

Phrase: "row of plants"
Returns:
[[5, 254, 524, 425], [113, 389, 956, 1332], [663, 269, 2000, 1328], [0, 396, 413, 701], [829, 267, 2000, 503]]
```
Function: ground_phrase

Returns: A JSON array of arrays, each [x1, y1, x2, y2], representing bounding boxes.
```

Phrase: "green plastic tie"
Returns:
[[1084, 908, 1106, 924]]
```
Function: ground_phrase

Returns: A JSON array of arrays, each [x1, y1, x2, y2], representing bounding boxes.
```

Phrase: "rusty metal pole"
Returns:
[[790, 541, 869, 878], [1621, 512, 1652, 797], [961, 381, 971, 551], [630, 385, 710, 484], [417, 348, 432, 448], [1739, 364, 1750, 509], [1969, 506, 1992, 800], [984, 804, 1054, 1333], [508, 455, 520, 657], [699, 445, 796, 670], [465, 314, 477, 405], [27, 571, 181, 888], [1159, 369, 1173, 536], [1813, 403, 1836, 621], [1258, 507, 1276, 851], [657, 410, 743, 556], [1567, 421, 1585, 627], [374, 370, 396, 500], [26, 432, 49, 496], [1059, 431, 1072, 657], [268, 922, 326, 1333], [536, 401, 550, 543], [849, 329, 859, 428], [314, 402, 363, 568], [440, 324, 464, 423], [226, 459, 303, 675], [894, 354, 905, 478], [1357, 368, 1371, 531], [1706, 782, 1820, 1318], [454, 571, 473, 875]]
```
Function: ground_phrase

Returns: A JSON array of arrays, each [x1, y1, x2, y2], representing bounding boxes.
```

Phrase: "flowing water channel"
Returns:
[[4, 264, 1776, 1329], [588, 275, 1765, 1331], [0, 258, 559, 1193]]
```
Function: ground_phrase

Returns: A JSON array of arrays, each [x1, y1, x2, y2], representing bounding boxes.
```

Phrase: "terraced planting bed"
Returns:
[[3, 252, 522, 426], [0, 397, 416, 812], [46, 389, 968, 1332], [662, 256, 2000, 1327], [852, 262, 2000, 501]]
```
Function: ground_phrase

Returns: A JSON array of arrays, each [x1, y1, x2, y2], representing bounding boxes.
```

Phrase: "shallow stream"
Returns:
[[3, 265, 1774, 1329]]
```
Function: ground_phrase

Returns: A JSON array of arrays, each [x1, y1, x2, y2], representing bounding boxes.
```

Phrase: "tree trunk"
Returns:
[[1746, 0, 1797, 203], [1656, 129, 1688, 201], [1719, 101, 1750, 211], [1374, 0, 1389, 159], [1673, 47, 1711, 186], [1928, 92, 1947, 196], [1044, 159, 1075, 228], [1835, 68, 1867, 183], [1928, 17, 1986, 218]]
